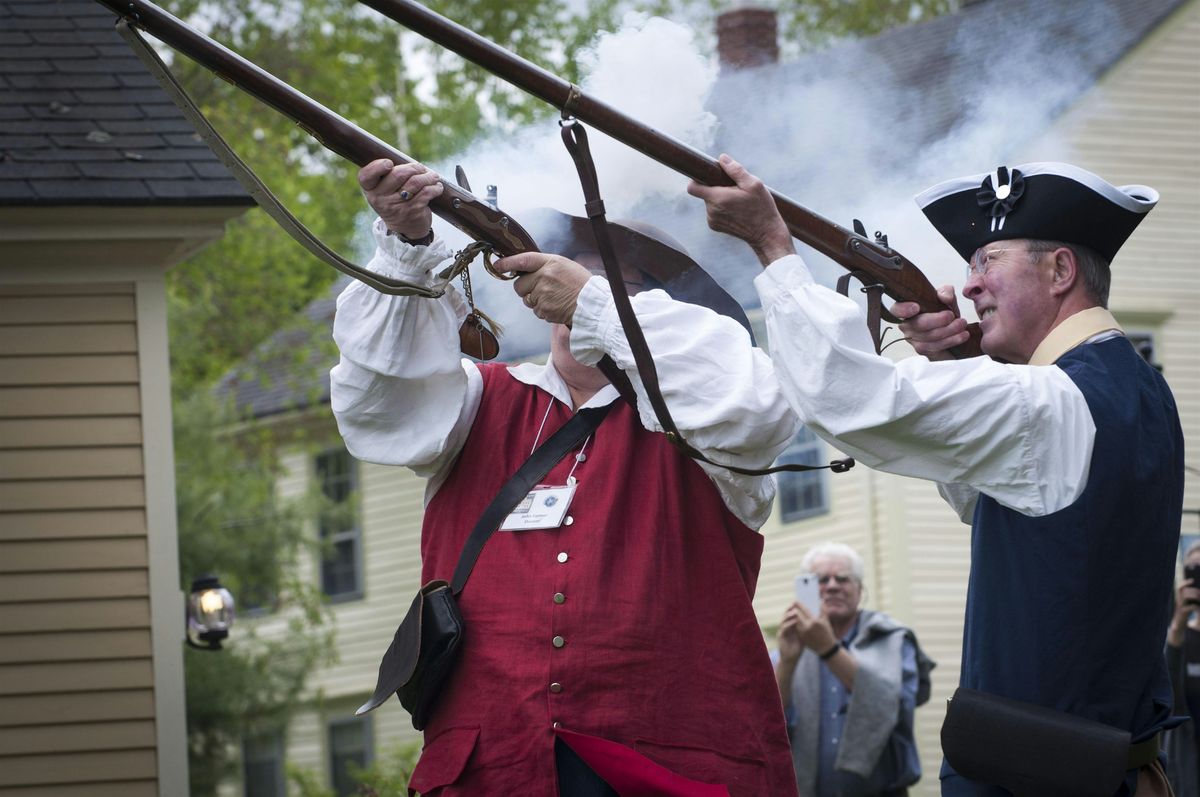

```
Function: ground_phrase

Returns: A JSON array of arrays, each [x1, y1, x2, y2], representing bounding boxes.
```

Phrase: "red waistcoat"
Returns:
[[407, 364, 797, 796]]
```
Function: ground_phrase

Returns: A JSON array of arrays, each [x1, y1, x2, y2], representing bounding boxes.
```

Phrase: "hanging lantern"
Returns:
[[186, 574, 235, 650]]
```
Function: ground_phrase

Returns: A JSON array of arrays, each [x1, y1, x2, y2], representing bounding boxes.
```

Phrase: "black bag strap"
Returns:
[[558, 119, 853, 478], [449, 403, 611, 594]]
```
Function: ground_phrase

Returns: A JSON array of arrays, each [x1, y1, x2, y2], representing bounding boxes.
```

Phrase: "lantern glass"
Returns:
[[187, 576, 235, 649]]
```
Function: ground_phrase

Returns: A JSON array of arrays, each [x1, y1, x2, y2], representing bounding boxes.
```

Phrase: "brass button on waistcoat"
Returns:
[[553, 592, 566, 604], [552, 635, 565, 648], [550, 682, 563, 693]]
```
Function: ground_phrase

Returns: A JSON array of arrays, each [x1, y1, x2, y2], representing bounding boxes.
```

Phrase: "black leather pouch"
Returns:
[[941, 687, 1131, 797], [357, 580, 464, 730]]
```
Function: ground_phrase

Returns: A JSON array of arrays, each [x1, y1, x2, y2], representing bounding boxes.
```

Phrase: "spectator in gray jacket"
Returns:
[[775, 542, 935, 797]]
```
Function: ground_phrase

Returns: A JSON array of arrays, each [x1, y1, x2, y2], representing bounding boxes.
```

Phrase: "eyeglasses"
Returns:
[[815, 573, 856, 586], [967, 246, 1054, 279]]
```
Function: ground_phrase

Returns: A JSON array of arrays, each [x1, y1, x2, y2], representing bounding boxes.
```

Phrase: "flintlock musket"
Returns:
[[356, 0, 983, 359]]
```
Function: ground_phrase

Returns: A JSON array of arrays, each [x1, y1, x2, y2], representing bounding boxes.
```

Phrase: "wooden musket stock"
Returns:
[[92, 0, 538, 257], [358, 0, 983, 359]]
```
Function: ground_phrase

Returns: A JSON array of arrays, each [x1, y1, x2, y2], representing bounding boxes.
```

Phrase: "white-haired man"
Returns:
[[776, 542, 934, 797]]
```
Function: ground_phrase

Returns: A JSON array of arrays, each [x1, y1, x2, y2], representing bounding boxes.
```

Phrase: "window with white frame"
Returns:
[[776, 426, 830, 523], [316, 448, 362, 600], [1127, 330, 1161, 371], [243, 730, 285, 797], [328, 715, 373, 797]]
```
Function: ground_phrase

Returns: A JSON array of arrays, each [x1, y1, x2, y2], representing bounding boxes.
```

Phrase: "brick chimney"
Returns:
[[716, 6, 779, 70]]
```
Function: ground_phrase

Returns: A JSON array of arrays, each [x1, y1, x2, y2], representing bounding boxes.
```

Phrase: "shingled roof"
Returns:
[[0, 0, 250, 206]]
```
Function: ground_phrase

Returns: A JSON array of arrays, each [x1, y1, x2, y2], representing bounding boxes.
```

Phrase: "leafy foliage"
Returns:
[[287, 741, 421, 797]]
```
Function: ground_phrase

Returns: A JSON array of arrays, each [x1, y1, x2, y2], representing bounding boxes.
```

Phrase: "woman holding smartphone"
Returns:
[[1164, 540, 1200, 795]]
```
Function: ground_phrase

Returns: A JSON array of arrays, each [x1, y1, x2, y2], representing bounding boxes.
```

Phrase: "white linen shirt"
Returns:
[[329, 218, 799, 529], [753, 254, 1098, 521]]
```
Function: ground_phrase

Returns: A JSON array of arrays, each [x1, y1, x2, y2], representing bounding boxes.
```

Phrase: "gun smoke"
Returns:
[[355, 0, 1129, 360]]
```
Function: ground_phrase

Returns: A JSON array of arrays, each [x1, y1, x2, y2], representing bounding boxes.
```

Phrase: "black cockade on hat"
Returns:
[[976, 167, 1025, 218]]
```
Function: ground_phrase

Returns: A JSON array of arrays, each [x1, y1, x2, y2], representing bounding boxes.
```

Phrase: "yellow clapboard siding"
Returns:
[[0, 659, 154, 696], [0, 782, 157, 797], [0, 538, 147, 573], [0, 689, 155, 727], [0, 296, 136, 326], [0, 749, 156, 786], [0, 324, 137, 356], [0, 448, 144, 480], [0, 478, 145, 512], [0, 598, 150, 633], [0, 418, 143, 449], [0, 386, 141, 418], [0, 509, 146, 542], [0, 720, 156, 756], [0, 356, 140, 386], [0, 629, 152, 664], [0, 569, 148, 603]]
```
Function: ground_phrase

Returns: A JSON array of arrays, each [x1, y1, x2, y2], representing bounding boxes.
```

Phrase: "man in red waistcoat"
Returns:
[[331, 159, 802, 796]]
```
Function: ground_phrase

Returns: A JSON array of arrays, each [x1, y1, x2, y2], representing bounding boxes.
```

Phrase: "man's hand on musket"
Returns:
[[891, 286, 971, 362], [496, 253, 592, 326], [687, 154, 795, 267], [358, 159, 443, 240]]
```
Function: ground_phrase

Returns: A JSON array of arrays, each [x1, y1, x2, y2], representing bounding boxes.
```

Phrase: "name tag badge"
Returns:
[[501, 483, 577, 531]]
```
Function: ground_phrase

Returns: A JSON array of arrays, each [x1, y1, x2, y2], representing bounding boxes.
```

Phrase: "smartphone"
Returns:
[[794, 573, 821, 616], [1186, 564, 1200, 605]]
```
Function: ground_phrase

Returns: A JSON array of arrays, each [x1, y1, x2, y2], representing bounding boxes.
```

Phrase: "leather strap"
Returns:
[[449, 403, 611, 594], [558, 119, 852, 477], [115, 20, 448, 300], [836, 270, 908, 355]]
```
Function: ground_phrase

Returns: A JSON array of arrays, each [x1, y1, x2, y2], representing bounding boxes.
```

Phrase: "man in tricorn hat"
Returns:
[[330, 158, 802, 796], [690, 157, 1183, 796]]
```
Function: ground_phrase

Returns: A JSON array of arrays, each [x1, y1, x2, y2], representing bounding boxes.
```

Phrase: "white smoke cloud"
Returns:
[[353, 1, 1134, 355], [415, 12, 722, 356]]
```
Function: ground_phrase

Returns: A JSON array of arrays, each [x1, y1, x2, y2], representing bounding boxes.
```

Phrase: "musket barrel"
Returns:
[[360, 0, 982, 357]]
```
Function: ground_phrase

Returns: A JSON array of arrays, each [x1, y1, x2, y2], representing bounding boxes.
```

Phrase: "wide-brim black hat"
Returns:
[[915, 162, 1158, 263], [520, 207, 753, 339]]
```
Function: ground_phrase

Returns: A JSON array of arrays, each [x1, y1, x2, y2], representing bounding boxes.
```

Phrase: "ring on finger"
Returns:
[[399, 190, 411, 201]]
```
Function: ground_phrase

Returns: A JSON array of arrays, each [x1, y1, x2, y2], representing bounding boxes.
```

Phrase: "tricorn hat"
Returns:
[[521, 207, 753, 339], [915, 162, 1158, 263]]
